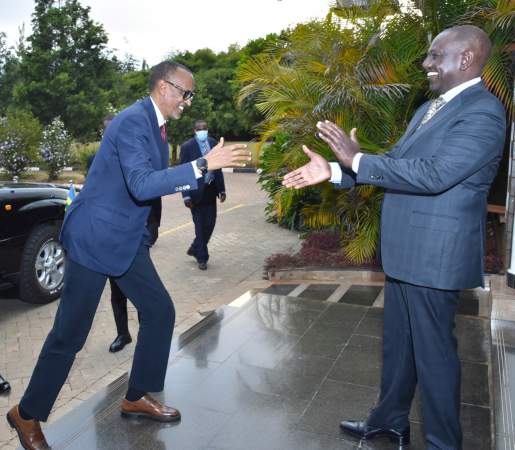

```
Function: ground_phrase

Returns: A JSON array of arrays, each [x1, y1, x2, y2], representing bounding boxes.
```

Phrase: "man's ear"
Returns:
[[460, 50, 474, 71]]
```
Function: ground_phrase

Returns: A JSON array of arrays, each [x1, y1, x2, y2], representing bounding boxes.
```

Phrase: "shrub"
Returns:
[[264, 253, 299, 271], [300, 232, 341, 253], [264, 231, 380, 273], [73, 141, 99, 175], [0, 110, 42, 178], [39, 117, 73, 180]]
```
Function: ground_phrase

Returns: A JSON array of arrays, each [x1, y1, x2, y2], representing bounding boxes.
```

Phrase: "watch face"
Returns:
[[196, 158, 208, 172]]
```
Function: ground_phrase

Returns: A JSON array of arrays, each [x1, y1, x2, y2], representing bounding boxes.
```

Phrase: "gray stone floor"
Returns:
[[27, 288, 493, 449], [2, 172, 515, 448], [0, 173, 300, 448]]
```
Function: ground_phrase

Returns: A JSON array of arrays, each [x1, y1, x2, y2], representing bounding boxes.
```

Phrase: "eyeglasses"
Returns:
[[164, 79, 195, 101]]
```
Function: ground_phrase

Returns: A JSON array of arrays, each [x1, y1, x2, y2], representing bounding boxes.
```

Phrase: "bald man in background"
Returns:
[[283, 25, 506, 449]]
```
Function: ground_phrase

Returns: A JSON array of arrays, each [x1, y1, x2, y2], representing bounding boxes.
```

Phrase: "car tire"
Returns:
[[18, 223, 65, 304]]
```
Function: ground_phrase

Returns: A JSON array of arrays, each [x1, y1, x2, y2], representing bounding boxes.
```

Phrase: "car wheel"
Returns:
[[18, 224, 65, 304]]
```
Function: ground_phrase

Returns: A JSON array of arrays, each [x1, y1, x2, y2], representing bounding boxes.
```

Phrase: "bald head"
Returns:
[[423, 25, 491, 94], [445, 25, 492, 72]]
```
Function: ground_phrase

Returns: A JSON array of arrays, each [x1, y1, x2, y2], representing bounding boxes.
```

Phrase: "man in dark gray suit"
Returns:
[[283, 25, 506, 450]]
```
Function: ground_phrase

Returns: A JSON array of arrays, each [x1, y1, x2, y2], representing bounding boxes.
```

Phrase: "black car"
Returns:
[[0, 181, 70, 304]]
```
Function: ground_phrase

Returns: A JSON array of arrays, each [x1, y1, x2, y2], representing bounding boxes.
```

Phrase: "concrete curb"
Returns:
[[267, 268, 385, 282], [267, 268, 494, 319], [222, 167, 260, 173]]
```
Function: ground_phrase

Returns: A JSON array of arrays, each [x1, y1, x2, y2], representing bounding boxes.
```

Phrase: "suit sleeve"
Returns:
[[356, 104, 506, 194], [332, 102, 426, 190], [333, 166, 357, 189], [179, 143, 192, 200], [117, 114, 198, 201]]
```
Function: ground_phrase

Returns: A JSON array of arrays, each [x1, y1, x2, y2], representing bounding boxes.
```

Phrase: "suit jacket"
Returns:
[[337, 82, 506, 290], [60, 96, 198, 276], [179, 136, 225, 204], [86, 151, 161, 246]]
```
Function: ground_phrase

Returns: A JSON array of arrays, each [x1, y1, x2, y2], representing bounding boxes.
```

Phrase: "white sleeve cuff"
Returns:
[[191, 161, 202, 179], [329, 162, 343, 184], [352, 153, 363, 173]]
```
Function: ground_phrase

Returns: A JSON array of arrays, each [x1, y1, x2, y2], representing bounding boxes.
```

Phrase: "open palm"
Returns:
[[282, 146, 331, 189]]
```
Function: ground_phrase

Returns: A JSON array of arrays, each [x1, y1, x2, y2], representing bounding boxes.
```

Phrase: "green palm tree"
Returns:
[[238, 9, 427, 262], [238, 0, 513, 264]]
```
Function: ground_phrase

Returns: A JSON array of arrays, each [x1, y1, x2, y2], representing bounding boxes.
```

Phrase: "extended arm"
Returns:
[[117, 114, 198, 202], [356, 108, 505, 194]]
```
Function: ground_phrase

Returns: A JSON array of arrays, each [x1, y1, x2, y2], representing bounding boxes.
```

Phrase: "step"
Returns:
[[31, 289, 496, 449]]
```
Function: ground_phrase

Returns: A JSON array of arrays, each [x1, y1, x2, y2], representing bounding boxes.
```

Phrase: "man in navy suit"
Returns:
[[7, 61, 250, 450], [283, 26, 506, 449], [180, 120, 226, 270]]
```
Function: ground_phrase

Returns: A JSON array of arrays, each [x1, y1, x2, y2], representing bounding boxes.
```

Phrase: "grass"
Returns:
[[1, 140, 262, 184], [224, 141, 261, 168], [174, 140, 261, 168], [3, 170, 86, 185]]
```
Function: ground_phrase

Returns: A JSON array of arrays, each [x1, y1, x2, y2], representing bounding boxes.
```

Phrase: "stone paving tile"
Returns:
[[0, 173, 299, 447]]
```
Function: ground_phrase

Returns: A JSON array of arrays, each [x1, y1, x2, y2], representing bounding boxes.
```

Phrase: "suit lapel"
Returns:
[[395, 82, 485, 159], [404, 103, 430, 139], [396, 95, 463, 159], [142, 97, 169, 169], [194, 140, 203, 158]]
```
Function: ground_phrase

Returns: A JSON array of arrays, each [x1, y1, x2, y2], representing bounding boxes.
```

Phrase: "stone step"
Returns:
[[31, 290, 496, 449]]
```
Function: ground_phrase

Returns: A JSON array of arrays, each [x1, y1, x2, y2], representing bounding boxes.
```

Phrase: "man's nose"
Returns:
[[422, 57, 430, 70]]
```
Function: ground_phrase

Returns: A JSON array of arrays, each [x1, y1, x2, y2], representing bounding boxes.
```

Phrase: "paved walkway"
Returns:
[[0, 173, 300, 448], [9, 286, 496, 449]]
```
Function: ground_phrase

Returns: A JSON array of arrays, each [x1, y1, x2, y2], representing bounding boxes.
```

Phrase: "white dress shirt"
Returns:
[[329, 77, 482, 183]]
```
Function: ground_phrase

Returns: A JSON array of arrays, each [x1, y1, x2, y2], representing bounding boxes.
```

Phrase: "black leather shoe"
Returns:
[[187, 247, 196, 257], [340, 420, 410, 446], [109, 334, 132, 353], [198, 262, 207, 270], [0, 375, 10, 394]]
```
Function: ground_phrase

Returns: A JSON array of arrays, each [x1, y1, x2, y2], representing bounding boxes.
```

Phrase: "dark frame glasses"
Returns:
[[164, 79, 195, 101]]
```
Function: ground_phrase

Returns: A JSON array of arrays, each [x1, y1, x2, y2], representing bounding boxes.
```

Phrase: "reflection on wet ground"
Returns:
[[36, 290, 497, 450]]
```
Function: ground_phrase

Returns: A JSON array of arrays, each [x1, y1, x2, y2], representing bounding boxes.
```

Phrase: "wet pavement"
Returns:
[[0, 173, 300, 448], [29, 285, 496, 450]]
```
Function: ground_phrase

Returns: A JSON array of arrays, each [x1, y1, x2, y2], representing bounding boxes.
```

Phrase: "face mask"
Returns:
[[195, 130, 208, 142]]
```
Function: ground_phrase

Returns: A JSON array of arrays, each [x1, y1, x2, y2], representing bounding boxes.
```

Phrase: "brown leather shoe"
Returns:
[[6, 405, 50, 450], [121, 394, 181, 423]]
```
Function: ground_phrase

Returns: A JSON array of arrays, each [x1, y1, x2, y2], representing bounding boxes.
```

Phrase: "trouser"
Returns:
[[190, 198, 217, 263], [368, 277, 462, 450], [109, 278, 140, 336], [20, 244, 175, 421]]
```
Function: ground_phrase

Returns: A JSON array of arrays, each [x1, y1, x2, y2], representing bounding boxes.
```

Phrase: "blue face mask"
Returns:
[[195, 130, 208, 142]]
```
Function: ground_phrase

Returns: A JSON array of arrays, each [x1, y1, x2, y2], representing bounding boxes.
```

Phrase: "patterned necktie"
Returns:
[[160, 124, 167, 143], [418, 97, 446, 128]]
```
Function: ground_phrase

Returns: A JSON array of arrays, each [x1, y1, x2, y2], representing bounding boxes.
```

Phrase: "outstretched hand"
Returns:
[[282, 146, 331, 189], [316, 121, 359, 169], [204, 138, 251, 171]]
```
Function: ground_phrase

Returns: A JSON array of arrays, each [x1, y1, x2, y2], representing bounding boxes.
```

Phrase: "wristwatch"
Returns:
[[196, 157, 208, 175]]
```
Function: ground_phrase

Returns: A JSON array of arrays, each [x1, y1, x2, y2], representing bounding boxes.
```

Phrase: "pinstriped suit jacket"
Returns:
[[337, 82, 506, 290]]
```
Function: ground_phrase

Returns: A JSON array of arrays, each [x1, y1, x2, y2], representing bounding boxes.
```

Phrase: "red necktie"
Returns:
[[160, 124, 167, 143]]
